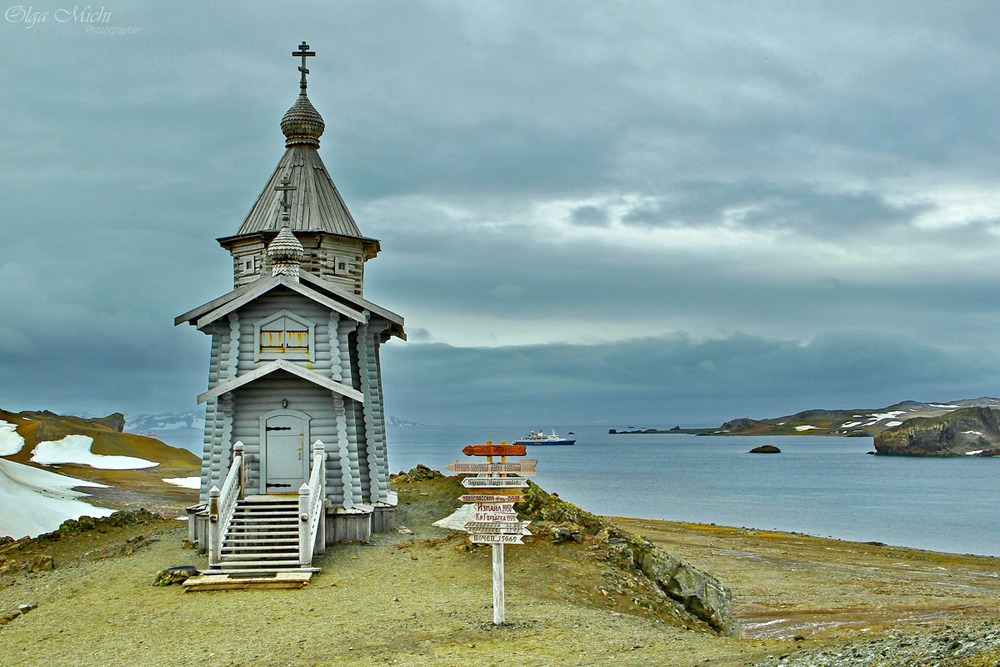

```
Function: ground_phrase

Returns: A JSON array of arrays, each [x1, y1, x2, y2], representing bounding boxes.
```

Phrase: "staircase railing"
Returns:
[[299, 439, 327, 564], [208, 441, 245, 567]]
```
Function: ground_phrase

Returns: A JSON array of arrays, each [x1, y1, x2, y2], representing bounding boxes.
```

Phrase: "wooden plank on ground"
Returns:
[[182, 572, 313, 591]]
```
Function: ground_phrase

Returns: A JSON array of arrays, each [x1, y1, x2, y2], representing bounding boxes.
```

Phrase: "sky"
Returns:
[[3, 1, 1000, 426]]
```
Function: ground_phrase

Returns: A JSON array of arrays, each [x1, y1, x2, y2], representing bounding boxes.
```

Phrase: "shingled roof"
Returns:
[[236, 144, 363, 238]]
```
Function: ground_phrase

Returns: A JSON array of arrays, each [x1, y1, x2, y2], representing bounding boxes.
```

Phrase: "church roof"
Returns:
[[175, 272, 405, 339], [234, 145, 365, 239], [227, 43, 372, 244]]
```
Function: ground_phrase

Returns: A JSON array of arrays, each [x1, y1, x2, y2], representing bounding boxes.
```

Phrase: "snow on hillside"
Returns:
[[30, 435, 158, 469], [163, 476, 200, 490], [0, 458, 114, 539], [0, 419, 25, 456]]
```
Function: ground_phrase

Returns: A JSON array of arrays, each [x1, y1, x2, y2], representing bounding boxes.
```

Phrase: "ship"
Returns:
[[512, 429, 576, 446]]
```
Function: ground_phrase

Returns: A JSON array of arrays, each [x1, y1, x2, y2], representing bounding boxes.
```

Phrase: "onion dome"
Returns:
[[267, 225, 305, 278], [281, 93, 325, 148]]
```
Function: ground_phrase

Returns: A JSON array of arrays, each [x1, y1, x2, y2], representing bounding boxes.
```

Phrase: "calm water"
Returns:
[[387, 424, 1000, 557]]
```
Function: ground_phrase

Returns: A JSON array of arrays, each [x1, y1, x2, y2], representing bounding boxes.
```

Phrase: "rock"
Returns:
[[518, 481, 739, 636], [18, 604, 36, 613], [638, 546, 738, 637], [22, 555, 54, 573], [550, 523, 583, 543], [153, 566, 199, 586], [874, 407, 1000, 456], [393, 464, 444, 483], [0, 611, 21, 625], [93, 413, 126, 432], [749, 445, 781, 454]]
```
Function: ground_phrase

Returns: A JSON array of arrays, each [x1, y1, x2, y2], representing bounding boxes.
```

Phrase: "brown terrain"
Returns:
[[1, 463, 999, 665]]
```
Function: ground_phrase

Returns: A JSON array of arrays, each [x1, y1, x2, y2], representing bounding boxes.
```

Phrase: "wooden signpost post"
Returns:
[[452, 440, 535, 625]]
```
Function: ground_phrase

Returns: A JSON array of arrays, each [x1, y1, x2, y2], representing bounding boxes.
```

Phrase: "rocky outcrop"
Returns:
[[749, 445, 781, 454], [517, 482, 739, 636], [874, 407, 1000, 456]]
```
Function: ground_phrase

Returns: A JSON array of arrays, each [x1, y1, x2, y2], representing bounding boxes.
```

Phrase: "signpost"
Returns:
[[452, 440, 537, 626]]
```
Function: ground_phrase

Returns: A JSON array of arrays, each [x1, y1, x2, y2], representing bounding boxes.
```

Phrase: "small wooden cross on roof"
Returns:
[[293, 41, 316, 93], [274, 176, 296, 221]]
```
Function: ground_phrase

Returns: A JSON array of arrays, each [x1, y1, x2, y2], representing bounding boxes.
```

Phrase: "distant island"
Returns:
[[611, 398, 1000, 457]]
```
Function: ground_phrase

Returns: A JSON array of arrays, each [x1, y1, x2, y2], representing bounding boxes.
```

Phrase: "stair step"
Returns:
[[223, 552, 299, 561], [225, 536, 299, 544], [231, 516, 301, 523], [216, 559, 307, 569], [223, 544, 300, 553]]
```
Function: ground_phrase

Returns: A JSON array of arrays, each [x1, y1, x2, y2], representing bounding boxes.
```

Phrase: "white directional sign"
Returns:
[[471, 533, 525, 545], [459, 494, 523, 504], [461, 477, 529, 488], [447, 459, 538, 476], [475, 512, 519, 523], [464, 520, 532, 535], [474, 503, 516, 513]]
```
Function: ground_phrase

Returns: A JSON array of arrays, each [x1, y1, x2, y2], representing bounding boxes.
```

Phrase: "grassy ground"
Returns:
[[1, 473, 999, 666]]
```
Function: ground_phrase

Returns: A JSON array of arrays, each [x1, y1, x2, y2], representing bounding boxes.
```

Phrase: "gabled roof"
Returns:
[[298, 272, 405, 333], [235, 145, 365, 239], [197, 359, 364, 404], [174, 274, 366, 330]]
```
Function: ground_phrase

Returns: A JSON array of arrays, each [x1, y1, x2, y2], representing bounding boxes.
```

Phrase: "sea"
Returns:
[[386, 424, 1000, 558]]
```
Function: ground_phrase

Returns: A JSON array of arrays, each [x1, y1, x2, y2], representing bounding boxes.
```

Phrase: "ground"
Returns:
[[1, 473, 999, 666]]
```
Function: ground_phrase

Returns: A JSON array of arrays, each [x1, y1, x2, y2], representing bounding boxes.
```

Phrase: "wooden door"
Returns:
[[263, 413, 308, 492]]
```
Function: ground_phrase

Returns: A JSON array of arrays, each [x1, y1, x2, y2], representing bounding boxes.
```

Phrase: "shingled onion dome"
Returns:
[[268, 225, 305, 278], [280, 92, 325, 148]]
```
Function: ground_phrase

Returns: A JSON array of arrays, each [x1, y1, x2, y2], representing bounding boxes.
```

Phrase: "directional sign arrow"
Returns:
[[471, 533, 525, 545], [474, 512, 520, 523], [447, 459, 538, 476], [473, 502, 516, 513], [463, 444, 527, 457], [464, 521, 532, 535], [459, 494, 524, 504], [461, 477, 529, 489]]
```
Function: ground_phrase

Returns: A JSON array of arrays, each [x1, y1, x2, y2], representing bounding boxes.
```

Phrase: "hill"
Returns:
[[0, 409, 200, 538], [713, 398, 1000, 437], [874, 406, 1000, 456]]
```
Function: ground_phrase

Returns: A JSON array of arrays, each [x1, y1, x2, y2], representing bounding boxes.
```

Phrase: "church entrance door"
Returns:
[[262, 412, 310, 492]]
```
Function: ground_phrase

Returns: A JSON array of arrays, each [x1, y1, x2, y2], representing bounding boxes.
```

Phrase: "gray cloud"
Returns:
[[2, 2, 1000, 424]]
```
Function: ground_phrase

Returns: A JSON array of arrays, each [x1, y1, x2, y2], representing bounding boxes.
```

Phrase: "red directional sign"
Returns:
[[463, 444, 527, 457]]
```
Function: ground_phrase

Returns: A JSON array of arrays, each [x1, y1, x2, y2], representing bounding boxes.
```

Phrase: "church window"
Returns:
[[255, 310, 315, 362]]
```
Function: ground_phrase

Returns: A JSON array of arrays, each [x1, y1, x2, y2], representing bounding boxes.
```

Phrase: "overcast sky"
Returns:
[[3, 1, 1000, 426]]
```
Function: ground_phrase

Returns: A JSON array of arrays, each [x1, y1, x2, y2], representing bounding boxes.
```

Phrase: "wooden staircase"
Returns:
[[209, 496, 317, 575]]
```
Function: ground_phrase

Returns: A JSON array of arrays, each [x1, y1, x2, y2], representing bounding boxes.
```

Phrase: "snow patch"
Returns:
[[840, 421, 863, 428], [0, 420, 25, 456], [162, 476, 200, 490], [885, 421, 903, 427], [794, 425, 817, 431], [930, 404, 960, 408], [868, 411, 906, 421], [0, 458, 114, 539], [966, 450, 985, 456], [963, 430, 983, 436], [30, 435, 158, 470]]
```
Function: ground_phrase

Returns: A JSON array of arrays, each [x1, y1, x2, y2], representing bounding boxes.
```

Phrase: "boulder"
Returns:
[[749, 445, 781, 454], [153, 566, 198, 586]]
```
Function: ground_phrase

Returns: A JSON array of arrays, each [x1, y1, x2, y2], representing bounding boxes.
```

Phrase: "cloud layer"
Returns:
[[2, 2, 999, 423]]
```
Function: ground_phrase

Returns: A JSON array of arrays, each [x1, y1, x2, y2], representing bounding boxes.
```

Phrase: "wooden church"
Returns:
[[176, 43, 405, 574]]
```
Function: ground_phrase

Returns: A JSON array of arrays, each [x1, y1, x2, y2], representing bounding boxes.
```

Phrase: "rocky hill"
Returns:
[[715, 398, 1000, 437], [873, 406, 1000, 456], [0, 408, 200, 538]]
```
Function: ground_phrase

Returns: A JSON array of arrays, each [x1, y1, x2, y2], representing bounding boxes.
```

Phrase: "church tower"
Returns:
[[177, 43, 405, 557]]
